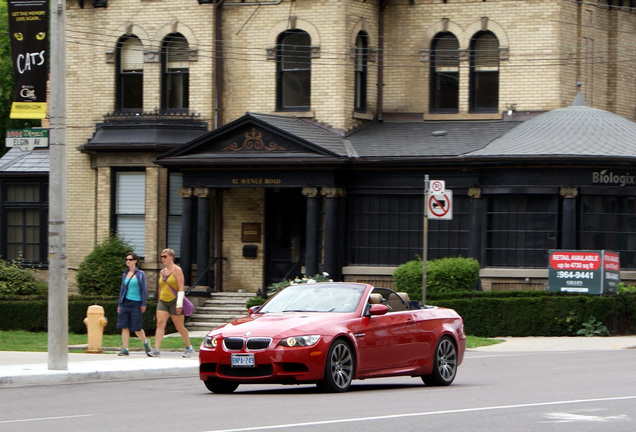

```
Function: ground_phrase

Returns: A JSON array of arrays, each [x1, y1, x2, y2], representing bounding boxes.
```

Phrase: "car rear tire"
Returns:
[[422, 335, 457, 386], [204, 379, 239, 394], [317, 340, 354, 393]]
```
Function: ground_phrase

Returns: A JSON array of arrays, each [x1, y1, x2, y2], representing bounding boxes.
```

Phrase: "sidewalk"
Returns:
[[0, 331, 209, 387], [468, 335, 636, 352], [1, 336, 635, 387]]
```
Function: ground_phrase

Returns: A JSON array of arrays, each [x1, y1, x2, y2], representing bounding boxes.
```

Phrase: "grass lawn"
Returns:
[[0, 330, 498, 352], [0, 330, 204, 353]]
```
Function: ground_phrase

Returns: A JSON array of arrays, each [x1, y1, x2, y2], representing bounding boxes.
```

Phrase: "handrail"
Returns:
[[185, 256, 227, 295], [282, 258, 304, 282]]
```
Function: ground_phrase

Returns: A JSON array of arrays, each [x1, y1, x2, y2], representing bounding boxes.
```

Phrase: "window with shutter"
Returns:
[[115, 172, 146, 255], [167, 172, 182, 257], [430, 32, 459, 113], [469, 31, 499, 113], [354, 32, 368, 112], [116, 36, 143, 112], [276, 30, 311, 111], [162, 33, 189, 112]]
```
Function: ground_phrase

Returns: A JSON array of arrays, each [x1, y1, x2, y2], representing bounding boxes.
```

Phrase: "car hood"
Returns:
[[209, 312, 351, 339]]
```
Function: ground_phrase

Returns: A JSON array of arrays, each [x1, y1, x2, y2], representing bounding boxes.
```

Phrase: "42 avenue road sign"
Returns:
[[428, 190, 453, 220]]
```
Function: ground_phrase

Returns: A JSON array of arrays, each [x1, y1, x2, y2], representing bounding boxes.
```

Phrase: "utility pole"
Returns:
[[48, 0, 68, 370], [422, 175, 429, 306]]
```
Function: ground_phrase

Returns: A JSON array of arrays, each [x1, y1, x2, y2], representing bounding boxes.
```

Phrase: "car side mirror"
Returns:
[[248, 306, 261, 314], [368, 304, 389, 316]]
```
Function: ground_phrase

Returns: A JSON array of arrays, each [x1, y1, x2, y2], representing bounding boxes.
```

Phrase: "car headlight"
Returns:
[[279, 335, 321, 347], [203, 336, 218, 348]]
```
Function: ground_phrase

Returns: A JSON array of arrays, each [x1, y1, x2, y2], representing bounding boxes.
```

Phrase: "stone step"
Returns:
[[190, 311, 247, 322], [186, 291, 256, 333], [187, 321, 234, 331]]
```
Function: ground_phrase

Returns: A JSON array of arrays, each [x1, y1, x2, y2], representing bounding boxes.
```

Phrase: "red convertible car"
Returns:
[[199, 282, 466, 393]]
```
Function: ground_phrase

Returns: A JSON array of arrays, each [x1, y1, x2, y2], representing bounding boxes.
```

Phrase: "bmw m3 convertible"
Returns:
[[199, 282, 466, 393]]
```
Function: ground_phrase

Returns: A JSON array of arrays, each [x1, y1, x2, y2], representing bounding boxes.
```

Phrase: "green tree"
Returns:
[[76, 235, 135, 296], [0, 0, 39, 157]]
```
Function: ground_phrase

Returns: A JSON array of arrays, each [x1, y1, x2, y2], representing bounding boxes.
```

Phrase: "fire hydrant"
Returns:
[[83, 305, 108, 353]]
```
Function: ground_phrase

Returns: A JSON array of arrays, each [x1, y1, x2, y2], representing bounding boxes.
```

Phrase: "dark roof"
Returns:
[[347, 121, 520, 160], [0, 148, 49, 174], [79, 120, 209, 152], [468, 92, 636, 162], [248, 113, 349, 156], [156, 113, 350, 166]]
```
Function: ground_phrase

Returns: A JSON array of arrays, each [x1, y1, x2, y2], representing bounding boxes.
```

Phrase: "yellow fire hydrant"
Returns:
[[83, 305, 108, 353]]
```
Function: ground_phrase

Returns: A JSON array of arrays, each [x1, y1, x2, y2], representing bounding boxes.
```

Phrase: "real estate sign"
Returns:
[[548, 250, 620, 295]]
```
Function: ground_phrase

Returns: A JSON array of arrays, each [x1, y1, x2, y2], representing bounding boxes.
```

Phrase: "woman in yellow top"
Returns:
[[148, 248, 193, 357]]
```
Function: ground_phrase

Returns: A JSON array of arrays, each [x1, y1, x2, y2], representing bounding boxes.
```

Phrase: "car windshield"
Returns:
[[258, 283, 366, 313]]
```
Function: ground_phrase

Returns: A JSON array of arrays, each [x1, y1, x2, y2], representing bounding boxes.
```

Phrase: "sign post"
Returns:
[[422, 175, 429, 306]]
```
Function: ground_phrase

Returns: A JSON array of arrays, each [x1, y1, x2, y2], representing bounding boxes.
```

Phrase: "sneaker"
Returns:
[[148, 348, 161, 357], [118, 348, 129, 356], [182, 346, 194, 358], [143, 340, 151, 356]]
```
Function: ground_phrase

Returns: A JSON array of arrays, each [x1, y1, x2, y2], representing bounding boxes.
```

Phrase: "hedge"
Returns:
[[1, 293, 634, 337], [429, 294, 635, 337], [0, 296, 174, 335]]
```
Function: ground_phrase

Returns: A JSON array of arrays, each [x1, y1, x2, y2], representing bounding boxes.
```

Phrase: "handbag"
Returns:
[[163, 270, 194, 316]]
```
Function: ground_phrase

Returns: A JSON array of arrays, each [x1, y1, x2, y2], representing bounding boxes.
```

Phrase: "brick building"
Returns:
[[23, 0, 636, 293]]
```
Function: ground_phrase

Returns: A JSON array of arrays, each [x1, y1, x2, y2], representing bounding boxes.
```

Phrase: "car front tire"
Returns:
[[204, 379, 239, 394], [317, 339, 354, 393], [422, 335, 457, 386]]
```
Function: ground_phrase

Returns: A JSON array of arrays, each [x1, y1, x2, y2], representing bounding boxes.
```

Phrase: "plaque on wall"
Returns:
[[242, 223, 261, 243]]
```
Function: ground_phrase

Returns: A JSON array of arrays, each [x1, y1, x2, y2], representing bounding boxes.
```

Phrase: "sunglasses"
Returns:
[[125, 258, 135, 261], [161, 255, 169, 259]]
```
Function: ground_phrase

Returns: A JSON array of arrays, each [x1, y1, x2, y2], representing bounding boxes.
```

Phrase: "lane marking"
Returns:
[[204, 395, 636, 432], [0, 414, 97, 424]]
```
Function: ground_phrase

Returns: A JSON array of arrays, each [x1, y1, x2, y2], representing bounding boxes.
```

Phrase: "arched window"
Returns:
[[161, 33, 189, 112], [430, 32, 459, 113], [276, 30, 311, 111], [116, 35, 143, 112], [470, 31, 499, 113], [354, 32, 369, 112]]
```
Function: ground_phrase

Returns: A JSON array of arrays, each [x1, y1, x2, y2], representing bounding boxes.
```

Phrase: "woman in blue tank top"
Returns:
[[116, 252, 151, 356]]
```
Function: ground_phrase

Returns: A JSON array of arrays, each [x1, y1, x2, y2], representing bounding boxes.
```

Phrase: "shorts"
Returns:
[[157, 298, 180, 315], [116, 299, 144, 331]]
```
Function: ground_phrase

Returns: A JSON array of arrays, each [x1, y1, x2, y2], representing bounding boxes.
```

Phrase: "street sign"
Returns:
[[430, 180, 445, 195], [5, 128, 48, 151], [428, 190, 452, 220]]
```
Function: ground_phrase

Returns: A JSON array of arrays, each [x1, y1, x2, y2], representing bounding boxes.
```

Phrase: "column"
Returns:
[[560, 187, 578, 250], [194, 187, 211, 288], [302, 187, 320, 276], [179, 187, 194, 286], [468, 187, 483, 263], [321, 187, 344, 280]]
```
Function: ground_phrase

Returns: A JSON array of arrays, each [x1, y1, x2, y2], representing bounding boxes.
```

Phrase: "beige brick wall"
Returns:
[[63, 0, 636, 292], [221, 188, 265, 293]]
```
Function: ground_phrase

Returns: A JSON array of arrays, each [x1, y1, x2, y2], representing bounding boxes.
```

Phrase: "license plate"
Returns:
[[231, 353, 255, 368]]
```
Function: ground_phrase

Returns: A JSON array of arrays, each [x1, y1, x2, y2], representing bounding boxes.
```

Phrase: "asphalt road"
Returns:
[[1, 349, 635, 432]]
